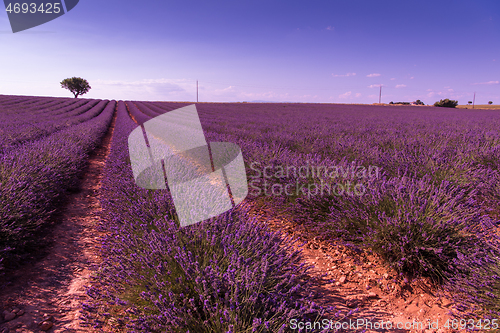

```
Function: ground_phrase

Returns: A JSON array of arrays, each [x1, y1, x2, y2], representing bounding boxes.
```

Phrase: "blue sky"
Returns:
[[0, 0, 499, 104]]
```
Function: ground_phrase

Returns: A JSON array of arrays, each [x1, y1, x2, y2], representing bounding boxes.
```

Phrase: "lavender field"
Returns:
[[1, 96, 500, 332], [0, 95, 114, 269]]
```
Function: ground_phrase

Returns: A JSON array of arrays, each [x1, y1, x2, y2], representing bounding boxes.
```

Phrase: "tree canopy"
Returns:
[[60, 77, 91, 98], [434, 99, 458, 108]]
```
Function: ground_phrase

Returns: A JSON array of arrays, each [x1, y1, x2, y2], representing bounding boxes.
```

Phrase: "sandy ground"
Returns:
[[242, 202, 457, 333], [0, 109, 116, 333]]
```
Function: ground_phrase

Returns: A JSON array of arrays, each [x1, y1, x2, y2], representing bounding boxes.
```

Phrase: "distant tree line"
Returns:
[[389, 100, 424, 105]]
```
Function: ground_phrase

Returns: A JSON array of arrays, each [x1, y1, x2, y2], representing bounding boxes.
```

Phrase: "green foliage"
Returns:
[[488, 101, 493, 105], [468, 101, 472, 105], [415, 99, 425, 105], [60, 77, 91, 98], [434, 99, 458, 108]]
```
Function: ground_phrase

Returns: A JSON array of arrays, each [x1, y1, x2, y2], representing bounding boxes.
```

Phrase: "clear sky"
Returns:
[[1, 0, 499, 104]]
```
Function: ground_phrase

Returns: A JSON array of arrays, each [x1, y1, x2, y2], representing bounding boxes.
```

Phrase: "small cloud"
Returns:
[[368, 84, 382, 88], [427, 91, 444, 98], [367, 73, 381, 77], [219, 86, 235, 92], [332, 72, 356, 77], [390, 78, 396, 80], [339, 91, 352, 99], [472, 80, 499, 85], [426, 89, 433, 91], [355, 93, 361, 98], [395, 84, 406, 88], [326, 26, 334, 31], [448, 88, 454, 92], [410, 76, 414, 79], [444, 86, 450, 88]]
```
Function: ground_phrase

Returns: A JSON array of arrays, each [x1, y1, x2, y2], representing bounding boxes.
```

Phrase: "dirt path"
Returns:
[[0, 110, 116, 333], [243, 202, 457, 333]]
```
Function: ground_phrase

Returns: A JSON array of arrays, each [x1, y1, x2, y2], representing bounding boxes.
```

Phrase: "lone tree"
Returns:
[[489, 101, 493, 105], [468, 101, 472, 105], [415, 99, 425, 105], [434, 98, 458, 108], [60, 77, 91, 98]]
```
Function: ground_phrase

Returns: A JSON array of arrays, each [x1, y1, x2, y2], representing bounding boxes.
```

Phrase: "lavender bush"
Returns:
[[0, 97, 104, 154], [149, 102, 500, 320], [83, 101, 335, 332], [125, 101, 151, 125], [0, 99, 115, 270]]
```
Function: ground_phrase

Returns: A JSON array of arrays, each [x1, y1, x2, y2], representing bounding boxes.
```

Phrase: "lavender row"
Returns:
[[0, 99, 106, 154], [148, 101, 194, 114], [0, 99, 98, 124], [0, 99, 70, 117], [0, 95, 71, 113], [125, 101, 151, 125], [0, 95, 56, 107], [203, 105, 500, 216], [0, 100, 115, 270], [82, 102, 335, 332], [131, 101, 163, 117], [190, 103, 500, 319], [99, 101, 500, 319], [34, 99, 97, 117]]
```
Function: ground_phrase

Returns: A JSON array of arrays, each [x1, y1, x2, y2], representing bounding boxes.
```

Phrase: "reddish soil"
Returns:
[[0, 110, 116, 333], [243, 202, 457, 333]]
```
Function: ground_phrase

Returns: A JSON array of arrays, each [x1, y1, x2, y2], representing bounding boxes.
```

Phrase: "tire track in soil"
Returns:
[[0, 107, 117, 333]]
